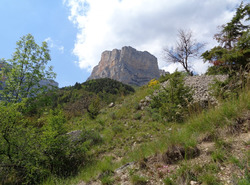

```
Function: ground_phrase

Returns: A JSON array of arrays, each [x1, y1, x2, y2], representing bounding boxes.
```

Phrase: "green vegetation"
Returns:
[[0, 34, 56, 102], [202, 2, 249, 74], [151, 71, 193, 122], [0, 2, 249, 185]]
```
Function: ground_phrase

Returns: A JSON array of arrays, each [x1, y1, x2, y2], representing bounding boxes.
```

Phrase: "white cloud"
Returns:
[[45, 37, 64, 54], [63, 0, 242, 74]]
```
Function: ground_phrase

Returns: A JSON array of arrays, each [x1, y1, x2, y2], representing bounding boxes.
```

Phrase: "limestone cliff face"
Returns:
[[88, 46, 160, 86]]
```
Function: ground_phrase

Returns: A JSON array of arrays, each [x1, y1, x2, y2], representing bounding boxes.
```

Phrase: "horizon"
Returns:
[[0, 0, 243, 87]]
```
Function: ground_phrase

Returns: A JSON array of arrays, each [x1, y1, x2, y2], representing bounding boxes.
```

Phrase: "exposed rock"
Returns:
[[183, 75, 228, 106], [190, 181, 199, 185], [108, 102, 115, 108], [139, 75, 228, 110], [159, 69, 169, 76], [88, 46, 160, 86], [67, 130, 82, 142]]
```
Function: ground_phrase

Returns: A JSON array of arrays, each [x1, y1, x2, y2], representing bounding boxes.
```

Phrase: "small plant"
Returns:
[[112, 124, 124, 134], [163, 177, 174, 185], [134, 113, 142, 120], [215, 139, 232, 151], [131, 174, 148, 185], [100, 175, 114, 185], [211, 149, 226, 163], [199, 173, 220, 185]]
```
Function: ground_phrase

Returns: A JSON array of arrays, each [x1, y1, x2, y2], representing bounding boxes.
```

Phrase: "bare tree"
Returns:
[[163, 29, 205, 75]]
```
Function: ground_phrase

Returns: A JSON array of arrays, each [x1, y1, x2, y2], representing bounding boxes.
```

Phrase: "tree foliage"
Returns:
[[0, 34, 56, 102], [163, 29, 205, 76], [202, 2, 250, 74]]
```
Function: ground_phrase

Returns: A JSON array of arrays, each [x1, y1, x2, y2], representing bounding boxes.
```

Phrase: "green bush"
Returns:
[[0, 102, 48, 184], [87, 96, 101, 119], [151, 71, 193, 122]]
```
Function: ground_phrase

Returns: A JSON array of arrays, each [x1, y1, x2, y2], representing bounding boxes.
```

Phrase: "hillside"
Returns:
[[0, 3, 249, 185], [0, 70, 249, 185], [40, 73, 249, 185]]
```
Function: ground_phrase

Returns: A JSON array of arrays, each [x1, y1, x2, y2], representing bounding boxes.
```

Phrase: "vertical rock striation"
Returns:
[[88, 46, 160, 86]]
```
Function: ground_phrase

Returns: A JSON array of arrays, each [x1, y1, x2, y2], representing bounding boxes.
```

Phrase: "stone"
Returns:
[[67, 130, 82, 142], [190, 181, 199, 185], [108, 102, 115, 108], [88, 46, 160, 86], [139, 74, 228, 109]]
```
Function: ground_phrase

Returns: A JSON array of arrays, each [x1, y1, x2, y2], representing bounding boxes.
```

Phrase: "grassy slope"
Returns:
[[43, 85, 250, 185]]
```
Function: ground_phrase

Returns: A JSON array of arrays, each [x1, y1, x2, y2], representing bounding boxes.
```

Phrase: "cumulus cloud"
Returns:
[[63, 0, 242, 73], [45, 37, 65, 54]]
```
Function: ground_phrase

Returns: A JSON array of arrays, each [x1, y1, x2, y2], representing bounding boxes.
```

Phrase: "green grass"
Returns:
[[42, 87, 250, 185]]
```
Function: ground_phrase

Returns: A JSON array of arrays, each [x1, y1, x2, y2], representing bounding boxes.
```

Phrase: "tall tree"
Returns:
[[202, 2, 250, 74], [0, 34, 56, 102], [163, 29, 205, 76]]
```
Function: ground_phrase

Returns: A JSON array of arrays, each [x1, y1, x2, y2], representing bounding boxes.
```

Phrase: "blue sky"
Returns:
[[0, 0, 88, 87], [0, 0, 244, 87]]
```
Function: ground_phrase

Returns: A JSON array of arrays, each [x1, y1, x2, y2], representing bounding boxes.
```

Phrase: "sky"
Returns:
[[0, 0, 247, 87]]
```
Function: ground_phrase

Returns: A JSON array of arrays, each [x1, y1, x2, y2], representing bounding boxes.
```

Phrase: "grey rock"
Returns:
[[67, 130, 82, 142], [139, 75, 228, 110], [88, 46, 160, 86]]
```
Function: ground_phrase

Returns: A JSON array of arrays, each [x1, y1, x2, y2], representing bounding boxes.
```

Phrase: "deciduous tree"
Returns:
[[163, 29, 205, 76], [0, 34, 56, 102]]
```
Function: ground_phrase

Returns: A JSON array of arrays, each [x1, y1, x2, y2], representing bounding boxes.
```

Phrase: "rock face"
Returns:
[[88, 46, 160, 86]]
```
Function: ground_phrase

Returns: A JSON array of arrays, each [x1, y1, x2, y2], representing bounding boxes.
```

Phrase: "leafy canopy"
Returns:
[[0, 34, 56, 102], [202, 2, 250, 74]]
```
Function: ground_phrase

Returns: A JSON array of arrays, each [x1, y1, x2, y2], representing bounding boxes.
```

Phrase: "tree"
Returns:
[[163, 29, 205, 75], [202, 2, 250, 74], [0, 34, 56, 102], [151, 71, 193, 122]]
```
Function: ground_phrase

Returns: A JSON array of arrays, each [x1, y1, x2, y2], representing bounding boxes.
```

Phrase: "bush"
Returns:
[[0, 102, 48, 184], [148, 79, 159, 87], [151, 71, 193, 122], [87, 96, 101, 119]]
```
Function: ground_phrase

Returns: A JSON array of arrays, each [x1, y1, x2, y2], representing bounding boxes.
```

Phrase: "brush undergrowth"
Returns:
[[42, 85, 250, 184]]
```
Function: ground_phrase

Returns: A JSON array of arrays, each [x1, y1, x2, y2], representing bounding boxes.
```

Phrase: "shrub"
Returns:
[[87, 96, 101, 119], [148, 79, 159, 87], [0, 102, 48, 184], [151, 71, 193, 122]]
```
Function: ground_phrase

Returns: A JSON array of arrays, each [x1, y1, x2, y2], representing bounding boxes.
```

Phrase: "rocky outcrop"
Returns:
[[88, 46, 160, 86], [139, 75, 228, 110]]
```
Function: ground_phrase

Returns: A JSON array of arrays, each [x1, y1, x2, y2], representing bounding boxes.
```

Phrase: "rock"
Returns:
[[88, 46, 160, 86], [159, 69, 170, 76], [108, 102, 115, 108], [67, 130, 82, 142], [139, 74, 228, 109], [190, 180, 199, 185]]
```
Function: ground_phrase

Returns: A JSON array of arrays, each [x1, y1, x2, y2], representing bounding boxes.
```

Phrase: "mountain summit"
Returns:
[[88, 46, 160, 86]]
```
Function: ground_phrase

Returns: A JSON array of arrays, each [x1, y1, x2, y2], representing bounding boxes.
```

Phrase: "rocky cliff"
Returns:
[[88, 46, 160, 86]]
